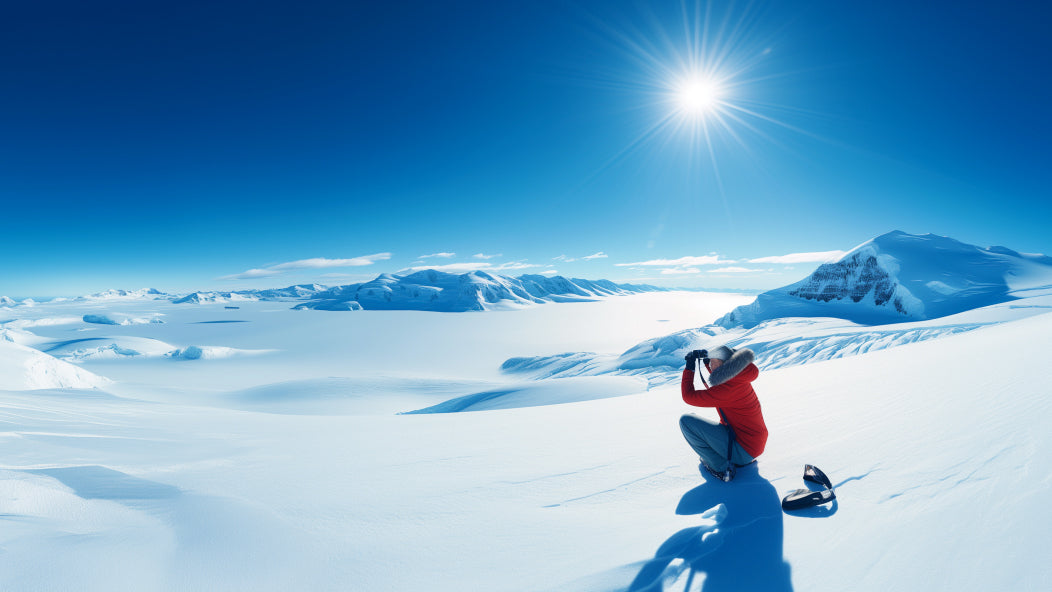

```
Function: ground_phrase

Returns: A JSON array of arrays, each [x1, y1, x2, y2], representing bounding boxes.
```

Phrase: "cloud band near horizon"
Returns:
[[220, 253, 392, 280]]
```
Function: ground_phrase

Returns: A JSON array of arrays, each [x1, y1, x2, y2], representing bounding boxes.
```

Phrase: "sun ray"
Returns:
[[571, 0, 824, 205]]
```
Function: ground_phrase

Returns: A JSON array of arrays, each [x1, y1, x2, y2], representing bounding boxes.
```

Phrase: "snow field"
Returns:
[[0, 290, 1049, 590]]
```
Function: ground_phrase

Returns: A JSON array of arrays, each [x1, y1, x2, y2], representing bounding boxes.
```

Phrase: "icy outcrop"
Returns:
[[717, 231, 1052, 328]]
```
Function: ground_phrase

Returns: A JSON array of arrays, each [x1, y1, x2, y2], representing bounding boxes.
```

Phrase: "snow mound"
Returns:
[[167, 345, 275, 360], [83, 313, 165, 326], [403, 375, 648, 413], [296, 270, 664, 312], [501, 352, 610, 378], [0, 340, 111, 390], [717, 231, 1052, 328], [2, 316, 82, 329], [293, 300, 363, 312], [45, 337, 179, 360], [1, 327, 51, 347], [40, 337, 271, 362]]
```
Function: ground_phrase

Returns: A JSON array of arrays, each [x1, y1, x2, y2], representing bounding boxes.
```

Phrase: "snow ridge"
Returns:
[[501, 319, 993, 384]]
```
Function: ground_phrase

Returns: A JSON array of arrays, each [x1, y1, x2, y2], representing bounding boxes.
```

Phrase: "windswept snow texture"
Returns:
[[295, 270, 664, 312], [717, 231, 1052, 328]]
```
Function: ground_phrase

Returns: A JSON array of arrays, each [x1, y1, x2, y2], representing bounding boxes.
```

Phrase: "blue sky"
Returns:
[[2, 0, 1049, 297]]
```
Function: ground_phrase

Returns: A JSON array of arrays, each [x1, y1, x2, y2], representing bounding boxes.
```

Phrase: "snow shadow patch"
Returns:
[[402, 376, 647, 414], [628, 466, 792, 591], [27, 466, 182, 501]]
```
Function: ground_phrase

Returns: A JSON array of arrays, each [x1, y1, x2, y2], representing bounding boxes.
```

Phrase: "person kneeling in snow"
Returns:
[[680, 345, 768, 482]]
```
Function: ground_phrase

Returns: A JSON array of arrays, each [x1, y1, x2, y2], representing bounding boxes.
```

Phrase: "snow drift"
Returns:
[[403, 375, 648, 414], [0, 340, 111, 390]]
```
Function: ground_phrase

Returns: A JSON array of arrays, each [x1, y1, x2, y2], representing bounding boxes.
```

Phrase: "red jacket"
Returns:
[[681, 363, 768, 458]]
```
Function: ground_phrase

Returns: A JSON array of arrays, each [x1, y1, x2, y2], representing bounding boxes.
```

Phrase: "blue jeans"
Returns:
[[679, 414, 755, 472]]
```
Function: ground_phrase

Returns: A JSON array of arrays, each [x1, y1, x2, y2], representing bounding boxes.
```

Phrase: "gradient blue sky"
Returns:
[[2, 0, 1049, 297]]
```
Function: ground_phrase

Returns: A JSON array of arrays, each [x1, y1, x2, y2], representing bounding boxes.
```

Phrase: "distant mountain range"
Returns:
[[293, 270, 666, 312], [0, 273, 664, 312], [717, 230, 1052, 328]]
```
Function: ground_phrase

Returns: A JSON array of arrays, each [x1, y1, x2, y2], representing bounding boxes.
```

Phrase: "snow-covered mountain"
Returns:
[[294, 270, 665, 312], [171, 284, 327, 304], [717, 230, 1052, 328], [49, 276, 659, 311], [173, 291, 263, 304], [74, 288, 169, 301]]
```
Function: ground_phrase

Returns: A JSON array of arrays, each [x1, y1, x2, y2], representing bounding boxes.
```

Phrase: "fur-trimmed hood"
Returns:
[[708, 348, 755, 387]]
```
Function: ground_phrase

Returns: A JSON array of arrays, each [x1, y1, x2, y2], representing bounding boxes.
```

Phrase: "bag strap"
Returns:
[[717, 407, 737, 464]]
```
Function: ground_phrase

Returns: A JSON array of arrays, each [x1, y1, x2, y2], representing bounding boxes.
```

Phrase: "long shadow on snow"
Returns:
[[628, 464, 792, 591], [28, 465, 182, 500], [23, 465, 316, 586]]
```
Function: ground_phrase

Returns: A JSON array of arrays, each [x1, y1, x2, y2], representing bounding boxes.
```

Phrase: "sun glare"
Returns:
[[581, 2, 811, 197], [675, 77, 724, 116]]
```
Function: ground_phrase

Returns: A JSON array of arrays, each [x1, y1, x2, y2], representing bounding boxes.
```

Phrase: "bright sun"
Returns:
[[675, 77, 724, 116]]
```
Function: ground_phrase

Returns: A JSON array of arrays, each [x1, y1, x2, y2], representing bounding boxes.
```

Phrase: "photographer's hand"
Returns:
[[684, 349, 708, 372], [684, 350, 698, 371]]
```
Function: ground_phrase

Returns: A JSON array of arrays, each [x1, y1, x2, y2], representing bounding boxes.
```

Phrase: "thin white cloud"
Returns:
[[615, 255, 731, 267], [400, 260, 542, 275], [493, 261, 542, 271], [220, 253, 391, 281], [419, 252, 456, 259], [222, 268, 277, 280], [707, 266, 768, 273], [748, 250, 846, 264], [539, 269, 559, 277], [270, 256, 391, 271], [553, 252, 608, 263], [660, 267, 701, 275], [473, 253, 502, 260]]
